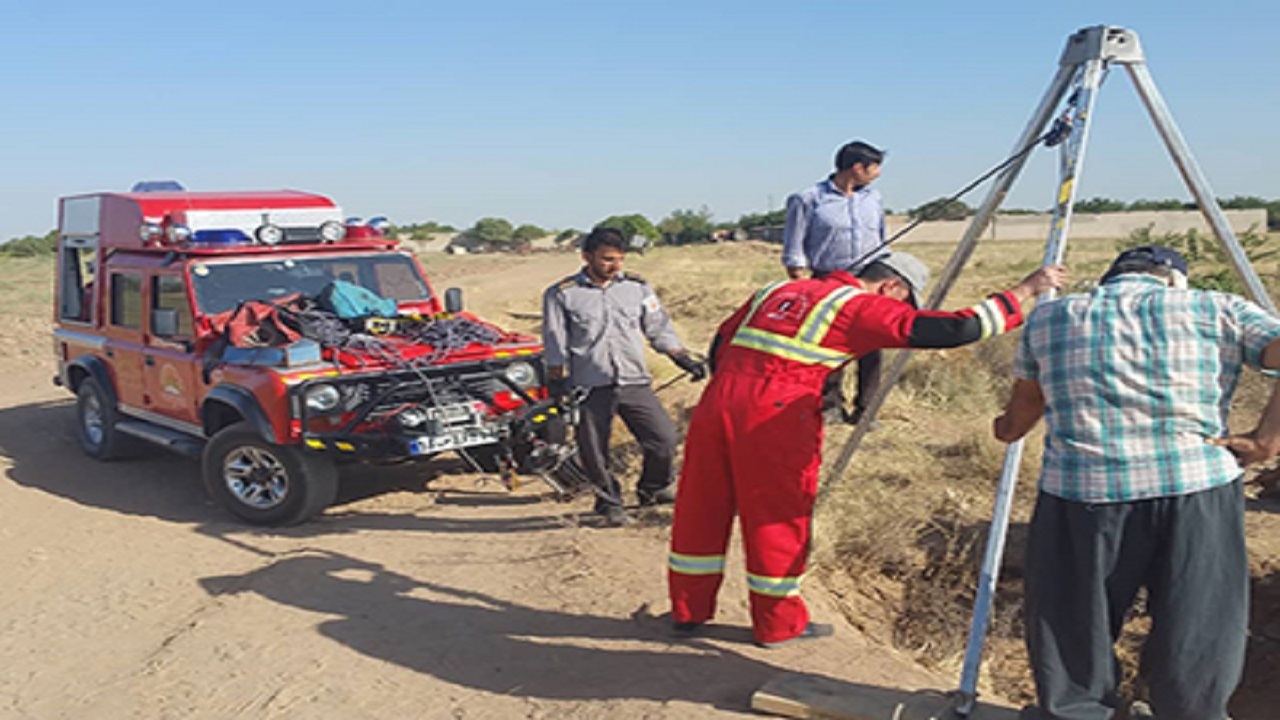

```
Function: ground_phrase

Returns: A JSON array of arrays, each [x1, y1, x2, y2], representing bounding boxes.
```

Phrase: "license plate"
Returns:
[[407, 425, 500, 455]]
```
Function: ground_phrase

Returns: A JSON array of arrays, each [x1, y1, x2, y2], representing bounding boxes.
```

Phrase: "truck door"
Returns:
[[144, 273, 201, 427], [105, 271, 147, 411]]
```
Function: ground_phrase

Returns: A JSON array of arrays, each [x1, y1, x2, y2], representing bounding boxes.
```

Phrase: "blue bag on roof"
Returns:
[[315, 280, 397, 319]]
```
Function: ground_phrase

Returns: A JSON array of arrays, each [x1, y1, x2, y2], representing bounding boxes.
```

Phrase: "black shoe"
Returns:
[[755, 622, 834, 648], [599, 506, 633, 527], [671, 620, 704, 637], [637, 484, 677, 507]]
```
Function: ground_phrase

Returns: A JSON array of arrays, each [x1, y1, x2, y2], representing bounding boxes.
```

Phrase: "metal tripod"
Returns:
[[821, 25, 1275, 716]]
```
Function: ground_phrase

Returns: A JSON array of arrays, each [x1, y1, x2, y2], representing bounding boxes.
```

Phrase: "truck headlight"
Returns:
[[140, 222, 164, 244], [255, 223, 284, 245], [319, 220, 346, 243], [504, 361, 537, 389], [305, 384, 341, 413], [165, 224, 192, 244]]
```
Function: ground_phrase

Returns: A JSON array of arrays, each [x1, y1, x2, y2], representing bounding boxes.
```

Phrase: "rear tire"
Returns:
[[202, 422, 338, 526], [76, 378, 123, 460]]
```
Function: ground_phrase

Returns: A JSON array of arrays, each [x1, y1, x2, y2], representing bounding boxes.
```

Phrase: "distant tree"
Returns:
[[0, 230, 57, 257], [1219, 195, 1268, 210], [512, 224, 547, 243], [554, 228, 580, 246], [1219, 195, 1280, 230], [1073, 197, 1127, 214], [1127, 198, 1192, 211], [594, 214, 660, 245], [658, 206, 716, 245], [909, 197, 972, 221], [399, 220, 457, 239], [997, 207, 1043, 215], [737, 208, 787, 229], [466, 217, 515, 246]]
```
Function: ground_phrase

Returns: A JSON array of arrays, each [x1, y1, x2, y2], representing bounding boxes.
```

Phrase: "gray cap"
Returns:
[[877, 251, 930, 308]]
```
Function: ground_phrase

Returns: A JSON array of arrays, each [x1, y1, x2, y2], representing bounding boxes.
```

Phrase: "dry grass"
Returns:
[[0, 255, 54, 312], [0, 255, 56, 361]]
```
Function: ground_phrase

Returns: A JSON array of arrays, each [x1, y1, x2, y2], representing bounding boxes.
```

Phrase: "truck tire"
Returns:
[[202, 422, 338, 526], [76, 378, 124, 460]]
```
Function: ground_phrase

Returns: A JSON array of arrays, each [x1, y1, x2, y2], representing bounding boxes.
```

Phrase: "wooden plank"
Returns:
[[751, 673, 1022, 720]]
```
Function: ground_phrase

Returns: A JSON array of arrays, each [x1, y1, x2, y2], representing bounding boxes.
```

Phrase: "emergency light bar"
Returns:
[[141, 219, 386, 248]]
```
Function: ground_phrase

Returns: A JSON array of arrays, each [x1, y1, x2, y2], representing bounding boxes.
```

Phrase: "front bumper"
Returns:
[[293, 358, 547, 461]]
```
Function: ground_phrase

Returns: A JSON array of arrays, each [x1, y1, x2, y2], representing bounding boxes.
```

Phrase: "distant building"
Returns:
[[745, 209, 1267, 246], [445, 235, 495, 254], [748, 226, 785, 244]]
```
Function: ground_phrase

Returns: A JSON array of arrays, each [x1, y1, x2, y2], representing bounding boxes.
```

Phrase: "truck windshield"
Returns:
[[190, 253, 431, 315]]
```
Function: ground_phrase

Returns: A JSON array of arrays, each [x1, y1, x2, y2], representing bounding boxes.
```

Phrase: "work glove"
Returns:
[[671, 351, 709, 382]]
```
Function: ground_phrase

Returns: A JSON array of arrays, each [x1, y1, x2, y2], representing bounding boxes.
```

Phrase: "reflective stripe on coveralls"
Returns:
[[747, 572, 803, 598], [668, 552, 726, 576], [727, 284, 865, 367], [972, 296, 1008, 339]]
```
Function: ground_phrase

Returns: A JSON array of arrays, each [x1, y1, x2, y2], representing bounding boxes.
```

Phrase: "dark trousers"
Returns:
[[821, 350, 883, 418], [1024, 481, 1247, 720], [577, 384, 677, 511]]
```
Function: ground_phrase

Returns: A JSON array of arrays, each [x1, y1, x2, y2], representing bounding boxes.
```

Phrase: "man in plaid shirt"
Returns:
[[994, 245, 1280, 720]]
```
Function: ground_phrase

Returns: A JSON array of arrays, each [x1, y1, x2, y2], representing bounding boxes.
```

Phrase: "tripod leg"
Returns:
[[1126, 62, 1277, 312], [955, 54, 1106, 716]]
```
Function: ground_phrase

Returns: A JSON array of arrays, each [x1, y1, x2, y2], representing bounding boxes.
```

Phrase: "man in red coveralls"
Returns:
[[668, 251, 1066, 647]]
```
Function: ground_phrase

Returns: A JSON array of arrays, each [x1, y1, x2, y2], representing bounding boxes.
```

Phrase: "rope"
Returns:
[[846, 92, 1080, 271]]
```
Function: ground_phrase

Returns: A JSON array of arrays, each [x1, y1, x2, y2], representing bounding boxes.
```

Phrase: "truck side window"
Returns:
[[152, 275, 193, 338], [58, 244, 96, 323], [110, 272, 143, 329]]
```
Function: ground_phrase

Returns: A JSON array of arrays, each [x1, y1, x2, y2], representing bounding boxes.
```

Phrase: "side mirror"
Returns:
[[444, 287, 464, 314], [152, 308, 179, 338]]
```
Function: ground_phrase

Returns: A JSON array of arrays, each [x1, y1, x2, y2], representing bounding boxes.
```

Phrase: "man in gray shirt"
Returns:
[[542, 227, 706, 527]]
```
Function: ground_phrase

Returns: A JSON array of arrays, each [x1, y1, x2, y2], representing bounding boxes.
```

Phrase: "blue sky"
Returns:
[[2, 1, 1277, 240]]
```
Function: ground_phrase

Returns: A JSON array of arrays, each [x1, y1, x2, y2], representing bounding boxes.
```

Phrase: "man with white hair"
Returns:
[[995, 245, 1280, 720]]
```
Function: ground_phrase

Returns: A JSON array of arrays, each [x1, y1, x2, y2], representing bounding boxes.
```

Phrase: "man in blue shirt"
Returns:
[[782, 140, 888, 424], [994, 246, 1280, 720]]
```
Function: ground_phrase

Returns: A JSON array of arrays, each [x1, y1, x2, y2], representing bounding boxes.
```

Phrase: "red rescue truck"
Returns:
[[52, 183, 575, 525]]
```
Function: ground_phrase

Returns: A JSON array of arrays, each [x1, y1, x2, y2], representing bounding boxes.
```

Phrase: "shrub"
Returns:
[[0, 231, 57, 257], [1117, 225, 1275, 294]]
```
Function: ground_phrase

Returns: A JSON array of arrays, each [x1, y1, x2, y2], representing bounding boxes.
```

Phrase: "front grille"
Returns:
[[379, 374, 497, 408], [299, 364, 507, 425]]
